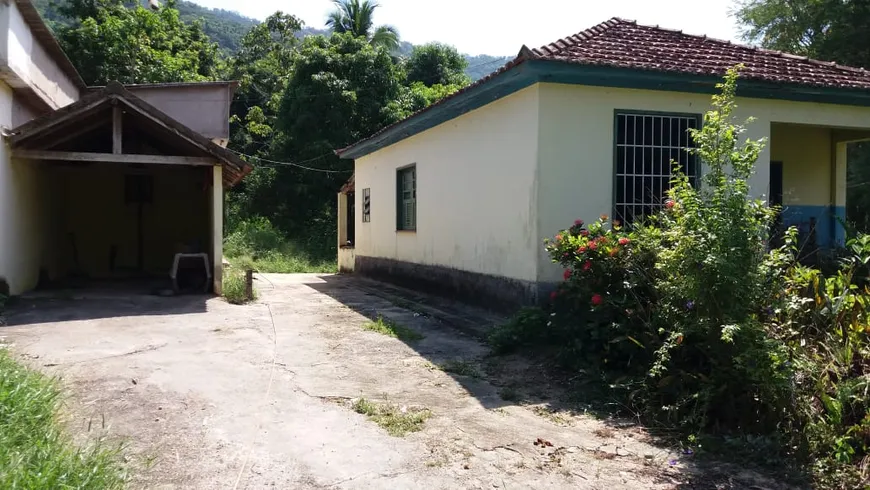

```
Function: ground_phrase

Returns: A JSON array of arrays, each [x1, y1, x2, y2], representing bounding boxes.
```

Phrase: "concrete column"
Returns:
[[212, 165, 223, 294], [834, 142, 848, 246], [747, 123, 772, 202], [337, 192, 348, 248]]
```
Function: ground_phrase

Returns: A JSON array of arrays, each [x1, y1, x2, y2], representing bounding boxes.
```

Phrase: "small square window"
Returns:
[[362, 188, 371, 223], [396, 166, 416, 231]]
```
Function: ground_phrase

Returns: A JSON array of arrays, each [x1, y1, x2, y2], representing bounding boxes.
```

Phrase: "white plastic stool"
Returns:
[[169, 253, 211, 293]]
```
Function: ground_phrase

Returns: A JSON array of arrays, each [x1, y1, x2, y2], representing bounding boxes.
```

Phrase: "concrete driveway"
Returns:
[[0, 274, 746, 489]]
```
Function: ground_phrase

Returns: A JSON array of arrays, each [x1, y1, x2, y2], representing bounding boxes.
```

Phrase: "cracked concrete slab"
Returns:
[[0, 274, 783, 489]]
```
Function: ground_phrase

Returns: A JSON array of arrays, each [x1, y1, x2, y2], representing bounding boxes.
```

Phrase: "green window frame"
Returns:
[[396, 165, 416, 231], [613, 110, 701, 223]]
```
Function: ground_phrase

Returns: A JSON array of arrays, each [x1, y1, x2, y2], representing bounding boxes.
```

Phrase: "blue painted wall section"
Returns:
[[781, 205, 846, 248]]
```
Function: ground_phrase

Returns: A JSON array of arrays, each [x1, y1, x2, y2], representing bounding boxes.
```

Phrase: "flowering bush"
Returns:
[[541, 217, 658, 372], [492, 66, 870, 487]]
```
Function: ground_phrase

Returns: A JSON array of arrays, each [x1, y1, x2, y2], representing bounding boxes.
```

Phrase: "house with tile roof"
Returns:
[[0, 0, 249, 296], [335, 18, 870, 308]]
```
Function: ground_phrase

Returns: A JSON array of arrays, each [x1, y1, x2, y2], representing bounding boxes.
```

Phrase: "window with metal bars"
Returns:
[[362, 188, 371, 223], [614, 112, 700, 223], [396, 166, 416, 231]]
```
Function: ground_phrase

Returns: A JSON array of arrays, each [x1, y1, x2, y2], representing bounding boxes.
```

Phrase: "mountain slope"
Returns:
[[176, 1, 257, 52]]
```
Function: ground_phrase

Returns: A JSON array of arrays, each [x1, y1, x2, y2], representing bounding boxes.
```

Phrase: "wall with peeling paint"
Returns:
[[353, 85, 541, 284]]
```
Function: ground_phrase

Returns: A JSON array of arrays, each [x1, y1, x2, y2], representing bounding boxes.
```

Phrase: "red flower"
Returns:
[[613, 219, 621, 227], [600, 214, 609, 221], [609, 248, 618, 257], [583, 260, 592, 271], [555, 234, 563, 241], [577, 246, 587, 253], [563, 269, 571, 281], [574, 219, 584, 226], [591, 294, 603, 306], [550, 291, 558, 301], [665, 200, 675, 209], [618, 237, 631, 245], [588, 241, 598, 251], [580, 230, 589, 237]]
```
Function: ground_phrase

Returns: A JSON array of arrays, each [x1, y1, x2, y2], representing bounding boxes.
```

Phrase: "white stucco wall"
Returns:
[[126, 85, 233, 144], [0, 81, 49, 294], [354, 85, 541, 282], [536, 82, 870, 281], [352, 80, 870, 290], [0, 1, 79, 109]]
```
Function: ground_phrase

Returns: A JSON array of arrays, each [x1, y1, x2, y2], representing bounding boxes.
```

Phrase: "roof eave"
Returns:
[[14, 0, 88, 91], [337, 58, 536, 160], [9, 81, 252, 188], [338, 59, 870, 161]]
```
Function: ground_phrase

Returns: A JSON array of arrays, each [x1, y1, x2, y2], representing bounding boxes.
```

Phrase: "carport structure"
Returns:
[[6, 82, 250, 293]]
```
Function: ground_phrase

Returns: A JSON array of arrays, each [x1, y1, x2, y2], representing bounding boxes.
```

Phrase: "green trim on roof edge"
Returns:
[[339, 61, 537, 160], [338, 60, 870, 160]]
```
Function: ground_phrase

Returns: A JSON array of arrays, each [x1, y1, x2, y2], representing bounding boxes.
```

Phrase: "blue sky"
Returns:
[[191, 0, 743, 56]]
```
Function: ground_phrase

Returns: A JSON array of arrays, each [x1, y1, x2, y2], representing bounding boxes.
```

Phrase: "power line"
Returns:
[[230, 148, 351, 173]]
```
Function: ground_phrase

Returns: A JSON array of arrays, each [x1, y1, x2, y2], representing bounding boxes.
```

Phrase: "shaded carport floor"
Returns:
[[0, 274, 779, 489]]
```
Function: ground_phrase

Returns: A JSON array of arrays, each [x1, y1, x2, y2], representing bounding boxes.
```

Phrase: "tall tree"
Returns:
[[225, 12, 303, 231], [55, 0, 220, 85], [238, 33, 405, 238], [405, 43, 470, 87], [325, 0, 399, 51], [228, 12, 303, 157], [735, 0, 870, 68]]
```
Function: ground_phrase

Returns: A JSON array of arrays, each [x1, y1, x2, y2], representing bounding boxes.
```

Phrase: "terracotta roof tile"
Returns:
[[337, 18, 870, 158], [531, 18, 870, 90]]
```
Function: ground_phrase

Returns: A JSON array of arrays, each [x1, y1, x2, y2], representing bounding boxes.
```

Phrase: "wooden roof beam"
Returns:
[[12, 150, 218, 166]]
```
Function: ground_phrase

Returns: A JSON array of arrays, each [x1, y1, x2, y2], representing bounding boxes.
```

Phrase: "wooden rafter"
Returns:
[[5, 82, 252, 187]]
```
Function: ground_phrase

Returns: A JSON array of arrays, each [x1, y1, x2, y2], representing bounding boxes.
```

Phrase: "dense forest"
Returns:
[[34, 0, 510, 80]]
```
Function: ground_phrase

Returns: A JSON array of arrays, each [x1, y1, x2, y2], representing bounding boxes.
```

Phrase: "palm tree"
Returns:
[[325, 0, 400, 51]]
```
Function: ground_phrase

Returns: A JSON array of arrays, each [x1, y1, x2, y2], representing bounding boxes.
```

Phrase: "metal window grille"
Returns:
[[614, 112, 699, 223], [362, 188, 371, 222], [397, 166, 416, 230]]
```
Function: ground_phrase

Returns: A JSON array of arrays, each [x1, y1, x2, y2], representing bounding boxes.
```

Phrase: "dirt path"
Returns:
[[0, 274, 767, 489]]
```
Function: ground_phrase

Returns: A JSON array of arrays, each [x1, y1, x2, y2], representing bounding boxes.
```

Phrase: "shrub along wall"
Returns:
[[490, 67, 870, 489]]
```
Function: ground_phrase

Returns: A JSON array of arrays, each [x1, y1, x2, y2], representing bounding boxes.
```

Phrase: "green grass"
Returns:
[[223, 219, 337, 274], [351, 398, 431, 436], [362, 316, 424, 342], [0, 349, 126, 488], [227, 252, 336, 274], [222, 268, 256, 305], [438, 360, 482, 378]]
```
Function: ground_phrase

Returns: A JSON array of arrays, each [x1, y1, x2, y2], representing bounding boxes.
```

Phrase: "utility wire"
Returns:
[[228, 59, 512, 173], [230, 148, 351, 173]]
